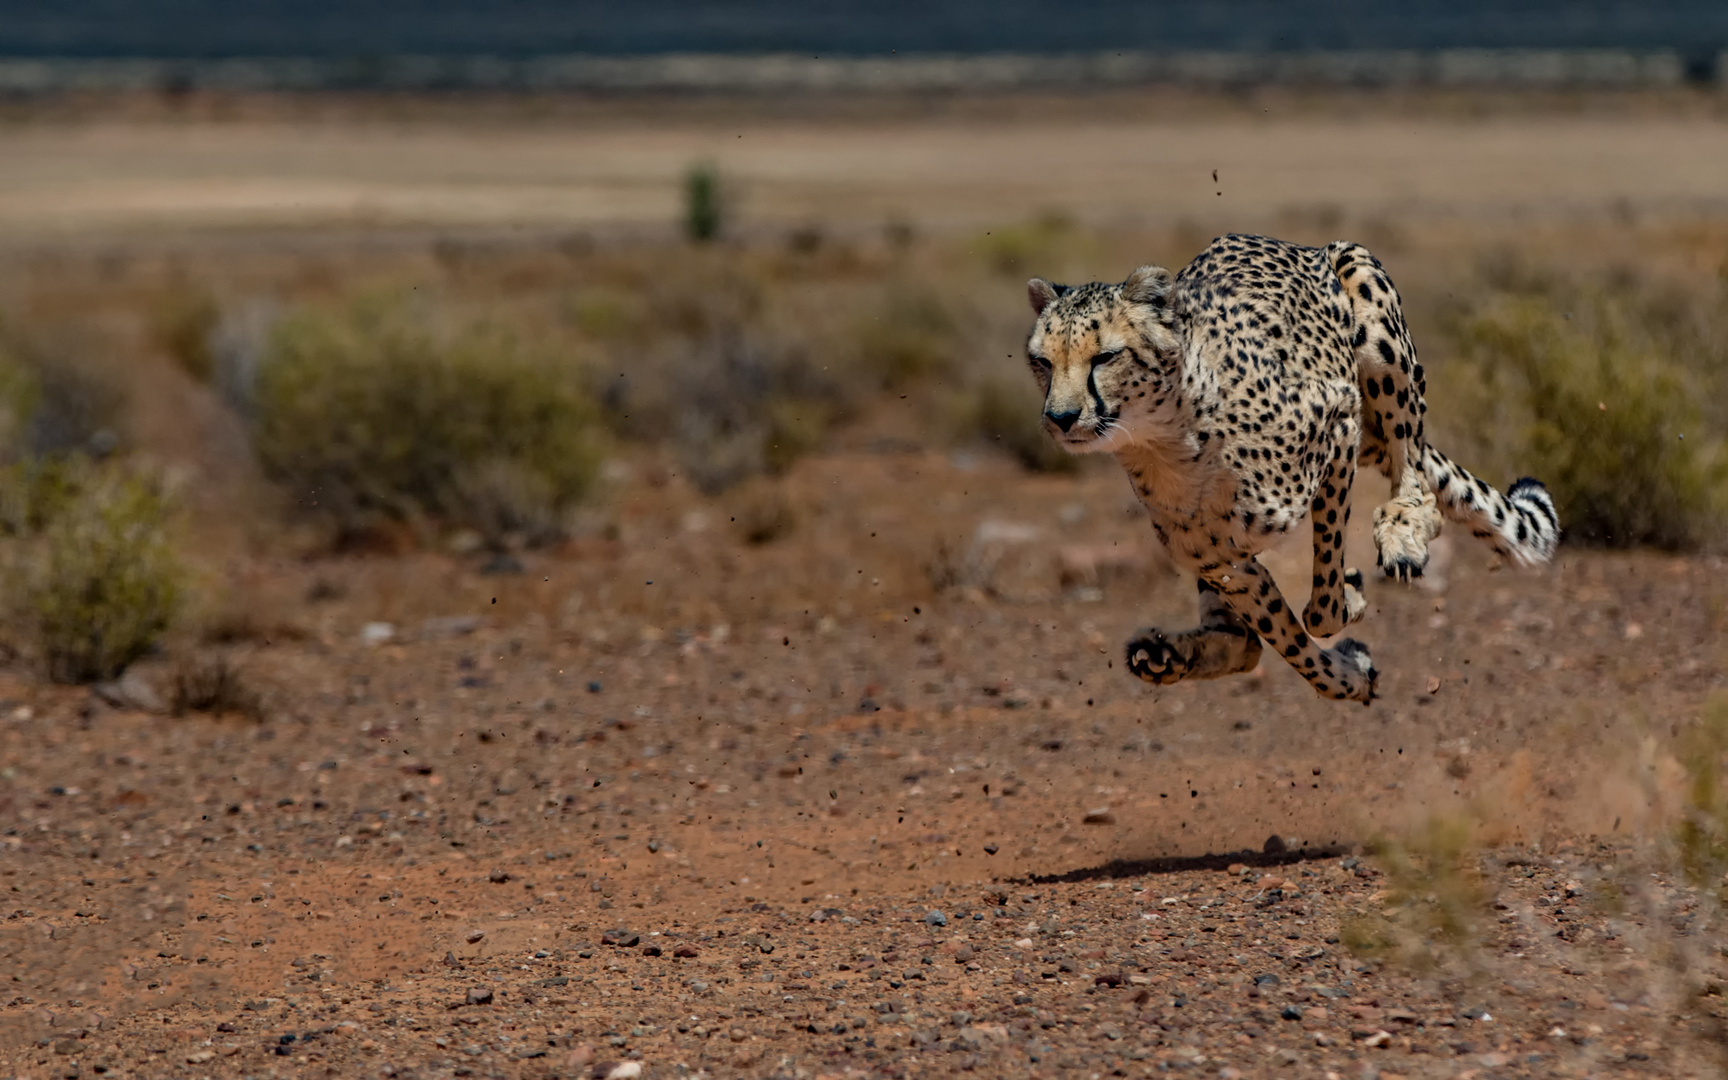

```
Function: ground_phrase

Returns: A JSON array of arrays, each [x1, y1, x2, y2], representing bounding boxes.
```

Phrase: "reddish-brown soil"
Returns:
[[0, 443, 1724, 1078]]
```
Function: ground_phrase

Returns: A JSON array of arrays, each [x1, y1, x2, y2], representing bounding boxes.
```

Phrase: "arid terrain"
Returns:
[[0, 89, 1725, 1080]]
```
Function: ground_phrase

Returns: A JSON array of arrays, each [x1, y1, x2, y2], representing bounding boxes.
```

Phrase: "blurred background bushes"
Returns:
[[1432, 264, 1728, 550], [253, 295, 603, 548]]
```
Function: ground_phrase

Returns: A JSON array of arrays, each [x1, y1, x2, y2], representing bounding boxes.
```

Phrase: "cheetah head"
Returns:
[[1024, 265, 1180, 454]]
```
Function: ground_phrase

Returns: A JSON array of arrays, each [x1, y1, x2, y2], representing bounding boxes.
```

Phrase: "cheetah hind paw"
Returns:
[[1343, 568, 1367, 625], [1373, 493, 1441, 583], [1330, 638, 1379, 706]]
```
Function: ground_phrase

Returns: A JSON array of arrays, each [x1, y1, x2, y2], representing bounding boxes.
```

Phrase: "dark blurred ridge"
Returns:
[[0, 49, 1718, 94], [2, 1, 1727, 59]]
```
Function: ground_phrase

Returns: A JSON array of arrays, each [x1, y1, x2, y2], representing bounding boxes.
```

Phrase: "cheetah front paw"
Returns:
[[1126, 629, 1192, 685], [1374, 494, 1441, 583], [1303, 568, 1368, 638], [1126, 623, 1262, 684]]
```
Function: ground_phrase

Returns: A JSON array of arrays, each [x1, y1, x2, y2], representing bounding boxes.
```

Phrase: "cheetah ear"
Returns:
[[1122, 265, 1174, 309], [1027, 278, 1066, 315]]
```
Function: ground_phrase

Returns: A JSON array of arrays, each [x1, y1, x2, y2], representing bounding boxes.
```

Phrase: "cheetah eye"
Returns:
[[1029, 355, 1052, 373], [1090, 350, 1121, 367]]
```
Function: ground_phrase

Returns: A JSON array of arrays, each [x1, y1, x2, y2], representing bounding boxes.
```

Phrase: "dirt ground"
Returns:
[[0, 438, 1722, 1079], [1, 90, 1727, 1080]]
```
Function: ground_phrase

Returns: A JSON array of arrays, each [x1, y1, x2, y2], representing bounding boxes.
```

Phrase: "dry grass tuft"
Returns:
[[1343, 814, 1487, 974], [171, 653, 266, 721]]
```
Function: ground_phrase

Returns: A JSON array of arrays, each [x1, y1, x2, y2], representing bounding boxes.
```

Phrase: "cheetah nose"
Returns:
[[1044, 407, 1082, 433]]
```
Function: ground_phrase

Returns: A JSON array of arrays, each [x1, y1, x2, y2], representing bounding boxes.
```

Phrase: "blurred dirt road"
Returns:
[[2, 101, 1726, 238]]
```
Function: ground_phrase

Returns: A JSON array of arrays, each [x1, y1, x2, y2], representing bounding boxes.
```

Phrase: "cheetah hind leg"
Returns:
[[1125, 579, 1262, 685], [1305, 568, 1367, 639], [1302, 409, 1367, 638]]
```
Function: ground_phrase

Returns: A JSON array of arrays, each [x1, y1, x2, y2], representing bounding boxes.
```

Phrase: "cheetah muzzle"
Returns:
[[1024, 234, 1559, 703]]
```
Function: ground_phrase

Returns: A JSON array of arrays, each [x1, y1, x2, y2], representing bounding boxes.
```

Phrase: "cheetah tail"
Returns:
[[1418, 444, 1560, 566]]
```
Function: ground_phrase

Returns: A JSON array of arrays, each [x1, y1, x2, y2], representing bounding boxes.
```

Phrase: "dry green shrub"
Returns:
[[171, 654, 265, 721], [0, 458, 182, 683], [656, 336, 844, 495], [978, 213, 1082, 277], [0, 341, 40, 460], [1615, 694, 1728, 1012], [599, 263, 851, 494], [0, 323, 125, 459], [686, 163, 723, 243], [855, 286, 956, 390], [1439, 280, 1727, 550], [148, 284, 219, 382], [1342, 814, 1486, 972], [253, 297, 602, 546], [964, 376, 1078, 473]]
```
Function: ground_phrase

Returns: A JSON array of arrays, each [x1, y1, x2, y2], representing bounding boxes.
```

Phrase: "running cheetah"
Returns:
[[1024, 234, 1558, 703]]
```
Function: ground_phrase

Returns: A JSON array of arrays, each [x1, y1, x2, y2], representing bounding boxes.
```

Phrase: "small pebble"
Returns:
[[465, 988, 493, 1006], [924, 910, 947, 927]]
